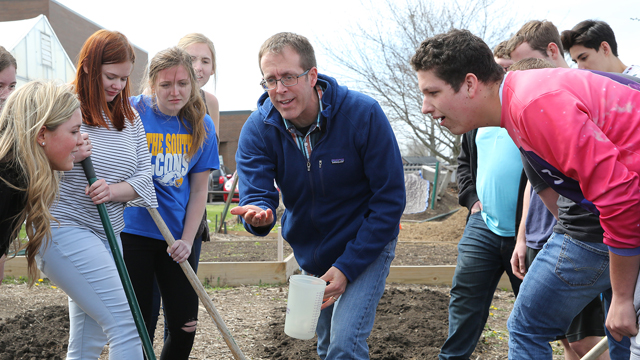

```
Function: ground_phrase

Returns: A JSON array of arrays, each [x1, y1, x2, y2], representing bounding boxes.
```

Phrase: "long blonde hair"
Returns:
[[177, 33, 217, 86], [0, 80, 80, 285], [141, 47, 207, 160]]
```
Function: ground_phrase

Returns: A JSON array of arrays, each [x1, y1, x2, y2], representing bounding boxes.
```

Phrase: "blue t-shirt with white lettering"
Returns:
[[123, 95, 219, 241]]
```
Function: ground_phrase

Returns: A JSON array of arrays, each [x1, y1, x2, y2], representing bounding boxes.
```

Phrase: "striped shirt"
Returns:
[[50, 110, 157, 239]]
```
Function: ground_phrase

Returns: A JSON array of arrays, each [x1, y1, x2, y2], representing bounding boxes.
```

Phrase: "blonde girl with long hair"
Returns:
[[122, 46, 219, 359], [177, 33, 219, 140], [178, 32, 219, 247], [0, 80, 83, 283], [36, 29, 157, 359]]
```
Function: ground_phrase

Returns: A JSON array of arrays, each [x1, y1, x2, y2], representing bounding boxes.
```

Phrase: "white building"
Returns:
[[0, 15, 75, 87]]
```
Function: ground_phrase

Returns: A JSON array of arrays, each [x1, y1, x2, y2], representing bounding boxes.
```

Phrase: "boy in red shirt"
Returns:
[[411, 28, 640, 359]]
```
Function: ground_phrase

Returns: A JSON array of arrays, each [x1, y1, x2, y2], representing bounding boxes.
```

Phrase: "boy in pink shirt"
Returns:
[[411, 29, 640, 359]]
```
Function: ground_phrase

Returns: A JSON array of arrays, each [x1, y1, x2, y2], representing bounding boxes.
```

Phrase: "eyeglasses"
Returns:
[[260, 69, 310, 90]]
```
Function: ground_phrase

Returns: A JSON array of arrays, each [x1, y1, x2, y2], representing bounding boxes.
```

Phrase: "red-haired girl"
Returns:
[[36, 30, 156, 359]]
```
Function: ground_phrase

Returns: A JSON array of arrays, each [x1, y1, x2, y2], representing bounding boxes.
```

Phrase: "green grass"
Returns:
[[256, 281, 280, 288], [206, 204, 244, 232], [201, 276, 282, 291], [2, 276, 61, 290], [206, 203, 238, 216], [202, 276, 234, 291], [205, 204, 280, 233], [551, 341, 565, 355], [2, 275, 29, 285]]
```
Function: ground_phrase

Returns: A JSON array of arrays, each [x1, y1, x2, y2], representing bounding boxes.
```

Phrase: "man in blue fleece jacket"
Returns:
[[230, 32, 405, 359]]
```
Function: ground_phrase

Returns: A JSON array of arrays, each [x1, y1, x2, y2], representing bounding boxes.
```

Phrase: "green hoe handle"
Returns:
[[80, 157, 156, 360]]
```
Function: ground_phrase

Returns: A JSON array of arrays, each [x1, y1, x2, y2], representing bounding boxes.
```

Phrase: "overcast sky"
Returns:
[[54, 0, 640, 112]]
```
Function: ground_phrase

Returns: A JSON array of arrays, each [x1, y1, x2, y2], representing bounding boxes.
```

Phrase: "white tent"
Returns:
[[0, 15, 75, 87]]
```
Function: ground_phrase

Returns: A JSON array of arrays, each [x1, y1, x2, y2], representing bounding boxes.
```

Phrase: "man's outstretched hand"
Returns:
[[230, 205, 274, 228]]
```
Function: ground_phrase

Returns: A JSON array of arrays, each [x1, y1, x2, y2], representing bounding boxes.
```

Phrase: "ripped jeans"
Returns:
[[121, 232, 199, 360], [507, 232, 629, 359]]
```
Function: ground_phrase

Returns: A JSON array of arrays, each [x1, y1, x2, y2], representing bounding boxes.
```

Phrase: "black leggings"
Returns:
[[122, 232, 199, 360]]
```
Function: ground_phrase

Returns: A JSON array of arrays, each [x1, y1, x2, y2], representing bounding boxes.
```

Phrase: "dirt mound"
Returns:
[[260, 286, 449, 359], [400, 206, 468, 243], [0, 305, 69, 360], [200, 239, 294, 262], [394, 242, 458, 265], [0, 283, 519, 359]]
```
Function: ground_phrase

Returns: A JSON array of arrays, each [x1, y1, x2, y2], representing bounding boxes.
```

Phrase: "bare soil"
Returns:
[[0, 186, 532, 359]]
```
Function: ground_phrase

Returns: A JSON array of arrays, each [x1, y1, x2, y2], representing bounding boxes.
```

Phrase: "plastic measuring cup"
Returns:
[[284, 274, 326, 339]]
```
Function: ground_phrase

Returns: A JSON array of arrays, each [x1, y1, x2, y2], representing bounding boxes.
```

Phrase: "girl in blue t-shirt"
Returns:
[[122, 47, 219, 359], [148, 33, 222, 343]]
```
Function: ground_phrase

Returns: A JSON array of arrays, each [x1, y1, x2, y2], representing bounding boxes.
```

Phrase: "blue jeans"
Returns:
[[507, 232, 630, 359], [36, 226, 143, 360], [439, 212, 522, 360], [315, 237, 397, 360]]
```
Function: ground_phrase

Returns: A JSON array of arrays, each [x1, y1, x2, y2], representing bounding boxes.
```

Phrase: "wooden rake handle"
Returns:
[[580, 336, 608, 360], [147, 208, 247, 360]]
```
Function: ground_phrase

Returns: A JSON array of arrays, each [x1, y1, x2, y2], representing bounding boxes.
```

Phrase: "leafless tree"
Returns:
[[403, 137, 432, 158], [321, 0, 517, 164]]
